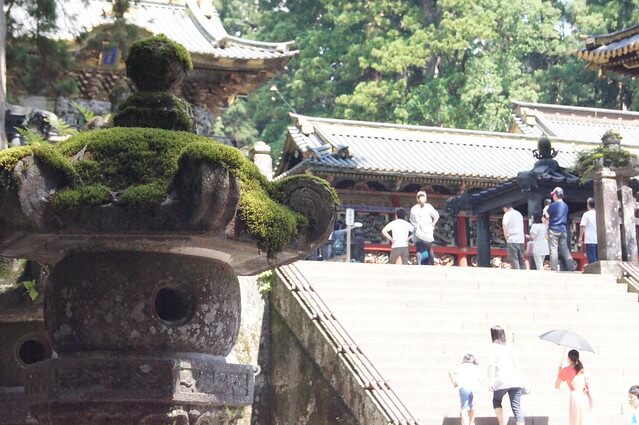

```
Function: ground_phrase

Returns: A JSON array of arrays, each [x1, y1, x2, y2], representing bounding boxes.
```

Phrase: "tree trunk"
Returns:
[[419, 0, 440, 26], [0, 0, 7, 150]]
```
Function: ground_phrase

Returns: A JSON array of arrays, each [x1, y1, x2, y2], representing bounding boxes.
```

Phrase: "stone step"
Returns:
[[321, 298, 639, 313], [324, 308, 636, 323], [281, 261, 636, 424], [325, 319, 635, 334], [317, 285, 639, 307], [306, 275, 622, 289], [295, 261, 618, 281], [296, 265, 618, 283]]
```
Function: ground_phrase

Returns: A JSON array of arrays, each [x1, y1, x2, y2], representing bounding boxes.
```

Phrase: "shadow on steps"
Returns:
[[442, 417, 549, 425]]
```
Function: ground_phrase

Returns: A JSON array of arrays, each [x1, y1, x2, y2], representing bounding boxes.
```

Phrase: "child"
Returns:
[[629, 385, 639, 424], [449, 354, 482, 425]]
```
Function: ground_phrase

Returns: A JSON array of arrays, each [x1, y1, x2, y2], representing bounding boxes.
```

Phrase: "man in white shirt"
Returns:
[[502, 203, 525, 269], [410, 191, 439, 265], [579, 197, 598, 264], [381, 208, 413, 265]]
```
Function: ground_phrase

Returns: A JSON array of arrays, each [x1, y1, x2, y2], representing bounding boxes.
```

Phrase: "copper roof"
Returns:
[[575, 24, 639, 75], [276, 114, 596, 181], [511, 100, 639, 146]]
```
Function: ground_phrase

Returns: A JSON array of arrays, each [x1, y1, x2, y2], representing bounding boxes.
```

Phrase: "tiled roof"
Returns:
[[511, 100, 639, 146], [12, 0, 296, 62], [277, 114, 593, 181], [576, 23, 639, 65]]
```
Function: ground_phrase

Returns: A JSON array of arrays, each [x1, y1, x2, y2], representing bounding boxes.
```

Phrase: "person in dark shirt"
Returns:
[[544, 187, 576, 271]]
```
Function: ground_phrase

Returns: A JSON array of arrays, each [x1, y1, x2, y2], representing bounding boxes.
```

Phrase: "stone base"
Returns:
[[583, 260, 623, 278], [0, 387, 36, 425], [26, 353, 254, 425]]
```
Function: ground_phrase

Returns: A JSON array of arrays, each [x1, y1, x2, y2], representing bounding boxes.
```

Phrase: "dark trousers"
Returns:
[[415, 240, 434, 265], [507, 243, 526, 269], [492, 387, 524, 423], [585, 243, 598, 264]]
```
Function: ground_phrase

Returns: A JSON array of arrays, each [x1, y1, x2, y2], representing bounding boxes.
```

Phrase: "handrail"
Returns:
[[619, 262, 639, 293], [276, 264, 420, 425]]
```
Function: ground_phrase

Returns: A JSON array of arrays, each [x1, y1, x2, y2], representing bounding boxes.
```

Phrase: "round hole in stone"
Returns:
[[17, 339, 51, 366], [154, 287, 191, 324]]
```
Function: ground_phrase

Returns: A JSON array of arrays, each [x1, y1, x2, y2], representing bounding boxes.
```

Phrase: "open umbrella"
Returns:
[[539, 329, 595, 352]]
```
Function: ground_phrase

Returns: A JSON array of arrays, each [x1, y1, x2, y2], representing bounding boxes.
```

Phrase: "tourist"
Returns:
[[555, 349, 596, 425], [628, 385, 639, 424], [410, 191, 439, 265], [545, 187, 576, 271], [381, 208, 413, 265], [488, 325, 526, 425], [449, 354, 482, 425], [579, 197, 598, 264], [502, 203, 526, 269], [528, 211, 549, 270]]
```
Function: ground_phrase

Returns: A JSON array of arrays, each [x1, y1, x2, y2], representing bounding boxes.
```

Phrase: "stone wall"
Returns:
[[233, 274, 359, 425], [266, 308, 360, 425]]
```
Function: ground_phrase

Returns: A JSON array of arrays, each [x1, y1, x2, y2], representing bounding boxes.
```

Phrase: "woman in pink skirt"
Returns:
[[555, 349, 596, 425]]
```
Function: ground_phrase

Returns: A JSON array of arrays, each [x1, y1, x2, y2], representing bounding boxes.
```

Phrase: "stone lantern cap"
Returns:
[[0, 36, 337, 275]]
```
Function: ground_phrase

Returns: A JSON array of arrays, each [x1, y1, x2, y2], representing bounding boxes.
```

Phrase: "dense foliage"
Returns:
[[214, 0, 639, 158]]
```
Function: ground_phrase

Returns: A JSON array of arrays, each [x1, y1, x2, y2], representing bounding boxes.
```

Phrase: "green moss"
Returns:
[[114, 91, 193, 131], [120, 181, 167, 207], [180, 142, 303, 254], [50, 185, 111, 211], [573, 145, 638, 179], [0, 143, 78, 190], [272, 174, 340, 206], [0, 127, 333, 257], [126, 34, 192, 91]]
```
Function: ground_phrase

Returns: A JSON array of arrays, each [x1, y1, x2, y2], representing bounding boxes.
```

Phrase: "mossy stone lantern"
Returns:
[[0, 35, 337, 424]]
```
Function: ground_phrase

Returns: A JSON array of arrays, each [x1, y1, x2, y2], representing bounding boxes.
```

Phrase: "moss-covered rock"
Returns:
[[126, 34, 192, 92], [573, 145, 639, 179], [113, 91, 194, 131], [0, 128, 339, 257]]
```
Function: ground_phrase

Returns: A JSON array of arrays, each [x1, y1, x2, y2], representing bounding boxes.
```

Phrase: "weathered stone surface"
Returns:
[[27, 355, 253, 407], [173, 158, 240, 231], [45, 252, 240, 354], [593, 168, 622, 261], [0, 156, 335, 276], [0, 156, 65, 230], [619, 185, 638, 263], [278, 177, 336, 248], [0, 387, 37, 425], [0, 271, 51, 425]]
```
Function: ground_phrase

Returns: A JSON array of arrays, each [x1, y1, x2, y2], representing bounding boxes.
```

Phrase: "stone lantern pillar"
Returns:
[[0, 35, 336, 425], [249, 141, 273, 180], [586, 165, 639, 274]]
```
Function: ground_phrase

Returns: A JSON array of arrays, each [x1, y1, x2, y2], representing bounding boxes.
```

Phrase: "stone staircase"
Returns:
[[274, 261, 639, 425]]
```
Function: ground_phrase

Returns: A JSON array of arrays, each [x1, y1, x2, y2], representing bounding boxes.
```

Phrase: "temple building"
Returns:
[[12, 0, 296, 130], [276, 104, 639, 266], [576, 24, 639, 77]]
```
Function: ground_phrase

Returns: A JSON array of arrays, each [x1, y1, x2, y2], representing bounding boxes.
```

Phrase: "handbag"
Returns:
[[526, 241, 534, 257]]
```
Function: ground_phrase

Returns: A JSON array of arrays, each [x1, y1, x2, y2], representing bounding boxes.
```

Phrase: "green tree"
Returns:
[[215, 0, 639, 157]]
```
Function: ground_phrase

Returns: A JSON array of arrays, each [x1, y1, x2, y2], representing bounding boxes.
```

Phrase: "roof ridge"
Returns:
[[290, 113, 589, 145], [511, 99, 639, 117]]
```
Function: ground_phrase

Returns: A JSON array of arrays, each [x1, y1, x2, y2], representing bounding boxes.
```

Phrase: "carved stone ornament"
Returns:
[[0, 35, 336, 425]]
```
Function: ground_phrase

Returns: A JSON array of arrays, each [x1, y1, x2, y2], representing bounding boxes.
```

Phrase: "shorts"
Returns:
[[492, 387, 523, 422], [390, 247, 409, 264], [459, 387, 474, 410]]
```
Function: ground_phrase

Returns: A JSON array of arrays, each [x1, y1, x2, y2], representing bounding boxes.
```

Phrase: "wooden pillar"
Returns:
[[477, 212, 491, 268], [457, 216, 468, 266], [527, 191, 544, 218]]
